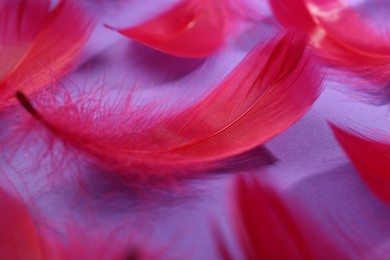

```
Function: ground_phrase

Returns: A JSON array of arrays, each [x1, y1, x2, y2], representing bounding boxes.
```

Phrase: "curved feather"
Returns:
[[306, 0, 390, 56], [0, 0, 50, 80], [217, 175, 349, 259], [307, 0, 390, 101], [0, 187, 43, 260], [16, 30, 322, 180], [330, 122, 390, 204], [0, 0, 93, 109], [269, 0, 390, 102], [270, 0, 390, 56], [105, 0, 237, 58]]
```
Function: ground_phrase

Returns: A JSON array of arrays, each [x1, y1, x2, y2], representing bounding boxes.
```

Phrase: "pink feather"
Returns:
[[268, 0, 316, 33], [0, 186, 43, 260], [330, 122, 390, 204], [269, 0, 390, 102], [306, 0, 390, 56], [105, 0, 241, 58], [216, 175, 349, 259], [0, 0, 93, 109], [15, 30, 322, 183]]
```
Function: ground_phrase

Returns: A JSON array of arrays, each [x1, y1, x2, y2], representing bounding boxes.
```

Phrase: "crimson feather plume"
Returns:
[[105, 0, 242, 58], [330, 122, 390, 204], [0, 0, 93, 109], [269, 0, 390, 102], [216, 175, 349, 259], [15, 30, 323, 182]]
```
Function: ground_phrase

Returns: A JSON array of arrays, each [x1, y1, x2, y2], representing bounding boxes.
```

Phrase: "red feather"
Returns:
[[0, 186, 43, 260], [268, 0, 316, 33], [330, 122, 390, 204], [306, 0, 390, 56], [15, 30, 322, 182], [105, 0, 241, 58], [0, 0, 93, 109], [0, 182, 160, 259], [217, 175, 348, 259], [269, 0, 390, 102]]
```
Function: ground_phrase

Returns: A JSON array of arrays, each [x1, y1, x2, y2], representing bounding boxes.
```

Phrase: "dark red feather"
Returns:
[[217, 175, 349, 259], [330, 122, 390, 204]]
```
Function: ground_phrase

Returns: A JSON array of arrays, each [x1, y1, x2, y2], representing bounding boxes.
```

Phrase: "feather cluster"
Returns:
[[2, 0, 388, 259]]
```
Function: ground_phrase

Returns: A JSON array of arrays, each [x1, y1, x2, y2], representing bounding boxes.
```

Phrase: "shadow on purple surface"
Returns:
[[290, 164, 390, 257]]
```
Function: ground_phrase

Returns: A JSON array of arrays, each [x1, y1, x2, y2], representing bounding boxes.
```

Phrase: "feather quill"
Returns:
[[0, 0, 93, 109], [105, 0, 240, 58], [16, 30, 322, 182], [216, 175, 348, 259], [330, 122, 390, 204]]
